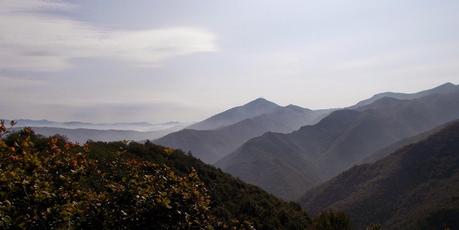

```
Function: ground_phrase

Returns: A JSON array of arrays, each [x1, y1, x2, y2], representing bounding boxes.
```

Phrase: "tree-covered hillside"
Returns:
[[87, 140, 312, 229], [300, 119, 459, 229], [0, 121, 320, 229]]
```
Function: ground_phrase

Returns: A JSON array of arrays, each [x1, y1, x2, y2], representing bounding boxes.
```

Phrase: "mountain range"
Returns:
[[4, 82, 459, 229], [299, 119, 459, 229], [154, 98, 332, 163], [216, 83, 459, 200], [11, 83, 459, 201]]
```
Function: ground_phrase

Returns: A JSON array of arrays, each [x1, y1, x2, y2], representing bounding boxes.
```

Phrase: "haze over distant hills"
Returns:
[[154, 98, 332, 163], [216, 83, 459, 200], [22, 127, 176, 143], [300, 119, 459, 229], [6, 119, 187, 132], [4, 119, 188, 143]]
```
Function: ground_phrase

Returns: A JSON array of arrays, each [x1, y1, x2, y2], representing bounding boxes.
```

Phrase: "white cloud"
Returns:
[[0, 0, 217, 71]]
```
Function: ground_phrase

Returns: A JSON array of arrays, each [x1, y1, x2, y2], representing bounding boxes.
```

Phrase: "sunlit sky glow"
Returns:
[[1, 0, 459, 123]]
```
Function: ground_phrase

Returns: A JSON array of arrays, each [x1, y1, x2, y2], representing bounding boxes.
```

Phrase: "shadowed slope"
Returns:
[[299, 119, 459, 229]]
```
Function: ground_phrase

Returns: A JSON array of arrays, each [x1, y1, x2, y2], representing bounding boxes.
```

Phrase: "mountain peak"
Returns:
[[187, 98, 279, 130], [254, 97, 268, 101], [243, 98, 279, 109], [439, 82, 455, 87], [432, 82, 456, 91], [245, 97, 274, 105]]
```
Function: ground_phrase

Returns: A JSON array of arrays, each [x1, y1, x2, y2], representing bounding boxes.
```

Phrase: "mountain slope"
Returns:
[[217, 90, 459, 200], [360, 123, 449, 164], [350, 82, 457, 108], [187, 98, 280, 130], [114, 141, 312, 230], [155, 105, 330, 164], [299, 119, 459, 229]]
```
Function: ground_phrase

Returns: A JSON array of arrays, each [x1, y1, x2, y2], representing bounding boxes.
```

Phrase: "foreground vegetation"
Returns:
[[1, 121, 356, 229]]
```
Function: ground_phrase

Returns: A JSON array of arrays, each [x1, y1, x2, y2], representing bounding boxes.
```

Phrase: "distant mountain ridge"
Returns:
[[155, 99, 332, 163], [17, 126, 176, 143], [5, 119, 187, 132], [350, 82, 457, 108], [299, 119, 459, 229], [216, 83, 459, 200]]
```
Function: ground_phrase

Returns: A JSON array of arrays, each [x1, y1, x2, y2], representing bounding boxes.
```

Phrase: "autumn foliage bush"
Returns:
[[0, 121, 216, 229]]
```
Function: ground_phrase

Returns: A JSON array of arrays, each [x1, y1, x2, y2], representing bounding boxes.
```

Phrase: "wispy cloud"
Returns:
[[0, 0, 217, 71]]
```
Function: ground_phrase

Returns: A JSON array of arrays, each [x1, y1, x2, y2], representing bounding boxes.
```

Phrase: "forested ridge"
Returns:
[[1, 121, 351, 229]]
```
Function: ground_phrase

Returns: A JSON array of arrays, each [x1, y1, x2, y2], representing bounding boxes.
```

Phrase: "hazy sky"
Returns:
[[1, 0, 459, 123]]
